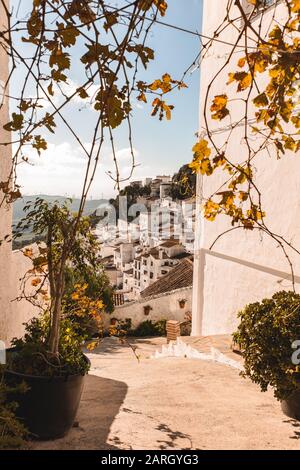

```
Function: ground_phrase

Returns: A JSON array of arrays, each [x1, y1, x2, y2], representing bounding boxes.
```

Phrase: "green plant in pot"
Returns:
[[233, 291, 300, 420], [5, 198, 105, 439]]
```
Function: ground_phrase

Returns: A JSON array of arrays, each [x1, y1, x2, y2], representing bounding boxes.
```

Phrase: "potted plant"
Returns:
[[4, 198, 106, 439], [143, 305, 152, 316], [233, 291, 300, 420]]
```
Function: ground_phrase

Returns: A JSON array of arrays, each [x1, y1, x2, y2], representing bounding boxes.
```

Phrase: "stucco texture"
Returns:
[[109, 287, 192, 329], [193, 0, 300, 335], [0, 1, 37, 345]]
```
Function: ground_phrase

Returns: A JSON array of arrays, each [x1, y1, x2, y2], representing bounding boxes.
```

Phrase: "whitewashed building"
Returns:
[[111, 258, 194, 329], [192, 0, 300, 336], [0, 0, 39, 344]]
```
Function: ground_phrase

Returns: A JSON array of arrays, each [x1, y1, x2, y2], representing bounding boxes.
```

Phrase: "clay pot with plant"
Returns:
[[233, 291, 300, 420], [5, 198, 105, 439]]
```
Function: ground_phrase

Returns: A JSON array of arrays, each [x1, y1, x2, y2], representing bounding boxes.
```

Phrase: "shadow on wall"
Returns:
[[32, 375, 128, 450]]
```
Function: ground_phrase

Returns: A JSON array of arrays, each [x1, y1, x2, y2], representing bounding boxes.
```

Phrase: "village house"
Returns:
[[133, 240, 187, 294], [149, 176, 171, 198], [110, 258, 194, 329], [96, 190, 196, 308]]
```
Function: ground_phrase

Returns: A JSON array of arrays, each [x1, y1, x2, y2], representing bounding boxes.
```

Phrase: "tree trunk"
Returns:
[[48, 287, 63, 354], [48, 257, 66, 355]]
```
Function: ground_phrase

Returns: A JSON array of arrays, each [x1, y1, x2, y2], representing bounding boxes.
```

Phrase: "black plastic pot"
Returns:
[[281, 389, 300, 421], [4, 354, 90, 440]]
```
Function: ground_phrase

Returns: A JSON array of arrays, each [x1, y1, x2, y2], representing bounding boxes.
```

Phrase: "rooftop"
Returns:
[[141, 258, 193, 298], [159, 239, 182, 248]]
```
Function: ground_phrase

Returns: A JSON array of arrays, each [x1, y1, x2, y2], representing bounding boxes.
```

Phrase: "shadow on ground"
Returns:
[[32, 374, 128, 450], [85, 336, 163, 357], [283, 419, 300, 440], [155, 423, 193, 450]]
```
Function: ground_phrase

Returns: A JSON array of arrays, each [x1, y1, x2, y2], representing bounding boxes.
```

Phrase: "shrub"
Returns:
[[65, 266, 114, 313], [0, 376, 28, 449], [9, 314, 90, 377], [130, 320, 167, 337], [233, 291, 300, 400]]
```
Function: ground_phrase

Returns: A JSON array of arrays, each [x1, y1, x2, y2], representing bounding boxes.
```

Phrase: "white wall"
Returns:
[[0, 0, 14, 345], [7, 250, 41, 341], [193, 0, 299, 335], [0, 1, 37, 345], [108, 287, 192, 329]]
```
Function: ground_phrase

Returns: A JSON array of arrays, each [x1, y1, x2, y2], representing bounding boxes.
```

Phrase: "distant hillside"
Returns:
[[13, 195, 104, 226], [12, 195, 105, 249]]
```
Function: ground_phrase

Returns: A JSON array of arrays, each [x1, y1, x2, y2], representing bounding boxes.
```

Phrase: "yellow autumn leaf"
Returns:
[[253, 92, 269, 108], [163, 102, 172, 120], [238, 57, 246, 68], [210, 94, 229, 120], [192, 139, 211, 158], [292, 0, 300, 13], [203, 200, 220, 222], [138, 92, 147, 103]]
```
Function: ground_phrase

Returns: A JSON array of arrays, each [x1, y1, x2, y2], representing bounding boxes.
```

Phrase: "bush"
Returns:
[[0, 376, 28, 449], [9, 314, 90, 377], [233, 291, 300, 400], [130, 320, 167, 337]]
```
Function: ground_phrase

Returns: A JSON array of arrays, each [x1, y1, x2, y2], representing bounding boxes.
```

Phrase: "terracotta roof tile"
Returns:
[[159, 239, 182, 248], [141, 258, 193, 298]]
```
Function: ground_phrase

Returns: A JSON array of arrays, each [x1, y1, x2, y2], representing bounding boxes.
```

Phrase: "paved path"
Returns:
[[33, 336, 300, 450]]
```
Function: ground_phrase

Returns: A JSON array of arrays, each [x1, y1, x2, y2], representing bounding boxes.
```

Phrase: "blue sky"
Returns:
[[15, 0, 203, 199]]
